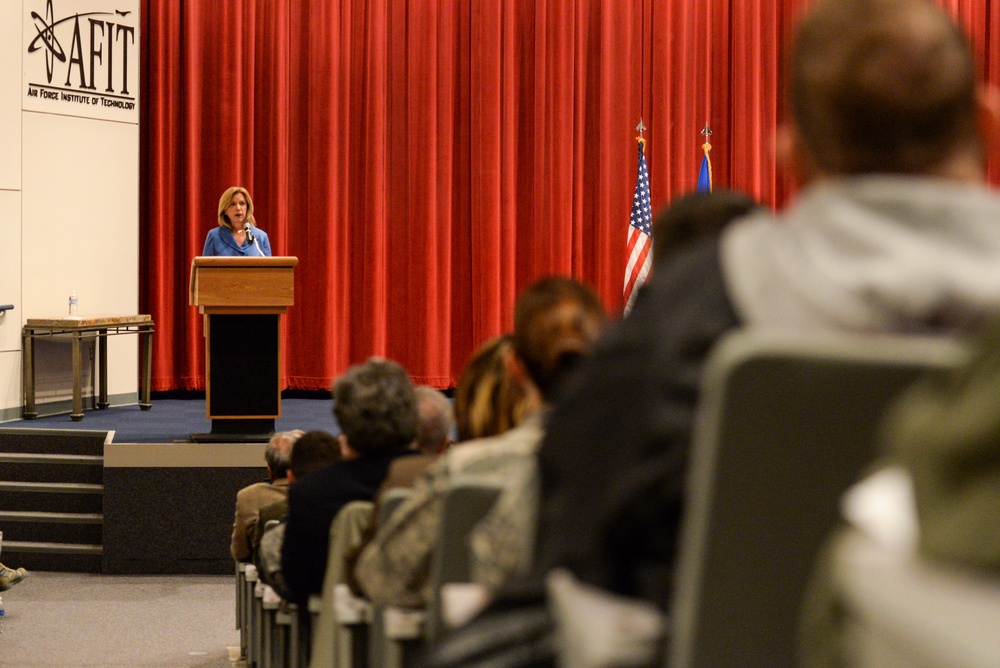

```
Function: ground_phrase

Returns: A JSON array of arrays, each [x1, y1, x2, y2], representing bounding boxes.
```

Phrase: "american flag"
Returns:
[[623, 139, 652, 314]]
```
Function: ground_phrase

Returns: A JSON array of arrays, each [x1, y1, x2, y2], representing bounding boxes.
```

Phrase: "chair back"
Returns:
[[310, 500, 375, 668], [667, 330, 969, 668], [425, 475, 503, 641], [379, 487, 414, 526]]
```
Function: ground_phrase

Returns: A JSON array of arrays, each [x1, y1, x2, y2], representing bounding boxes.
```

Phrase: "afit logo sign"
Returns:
[[23, 0, 139, 123]]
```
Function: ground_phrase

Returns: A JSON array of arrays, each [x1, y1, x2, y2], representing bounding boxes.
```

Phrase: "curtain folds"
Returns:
[[140, 0, 1000, 392]]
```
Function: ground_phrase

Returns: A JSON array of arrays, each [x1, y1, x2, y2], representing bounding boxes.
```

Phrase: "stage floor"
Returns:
[[0, 394, 339, 443]]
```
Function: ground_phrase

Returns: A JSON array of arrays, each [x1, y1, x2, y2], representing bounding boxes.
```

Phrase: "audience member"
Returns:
[[343, 386, 458, 595], [530, 0, 1000, 609], [414, 386, 456, 454], [253, 429, 342, 595], [371, 385, 457, 497], [651, 189, 761, 266], [628, 188, 764, 317], [367, 385, 456, 499], [344, 353, 522, 600], [453, 335, 532, 442], [0, 562, 27, 591], [229, 430, 302, 563], [355, 276, 608, 608], [280, 358, 420, 605]]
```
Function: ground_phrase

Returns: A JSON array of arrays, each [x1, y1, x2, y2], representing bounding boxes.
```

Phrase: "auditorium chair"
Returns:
[[369, 477, 503, 668], [260, 583, 284, 668], [237, 562, 247, 654], [284, 601, 305, 668], [309, 500, 375, 668], [665, 329, 968, 668], [365, 488, 423, 668], [425, 475, 503, 643], [245, 564, 261, 666], [243, 573, 281, 667], [245, 518, 300, 666], [335, 487, 414, 668]]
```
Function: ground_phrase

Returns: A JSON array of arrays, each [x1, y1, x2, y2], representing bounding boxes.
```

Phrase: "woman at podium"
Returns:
[[202, 186, 272, 256]]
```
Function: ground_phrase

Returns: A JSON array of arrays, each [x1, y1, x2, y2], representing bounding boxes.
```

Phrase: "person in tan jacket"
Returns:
[[229, 430, 302, 562]]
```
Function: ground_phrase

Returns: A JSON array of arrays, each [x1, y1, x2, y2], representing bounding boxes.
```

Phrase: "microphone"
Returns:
[[243, 222, 256, 243]]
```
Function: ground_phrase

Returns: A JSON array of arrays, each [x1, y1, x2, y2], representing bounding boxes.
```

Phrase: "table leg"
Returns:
[[140, 326, 153, 410], [71, 331, 84, 421], [98, 328, 109, 409], [22, 330, 37, 419]]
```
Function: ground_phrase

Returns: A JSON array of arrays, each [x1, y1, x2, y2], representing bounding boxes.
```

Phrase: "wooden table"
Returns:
[[22, 315, 154, 421]]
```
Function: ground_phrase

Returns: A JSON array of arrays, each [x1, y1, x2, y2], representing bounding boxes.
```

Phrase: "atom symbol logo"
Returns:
[[29, 0, 64, 81], [28, 0, 124, 83]]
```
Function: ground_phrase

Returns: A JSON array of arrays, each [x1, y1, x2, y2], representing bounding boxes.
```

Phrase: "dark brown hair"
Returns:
[[653, 190, 761, 265], [513, 276, 607, 400], [790, 0, 978, 174], [289, 430, 340, 479]]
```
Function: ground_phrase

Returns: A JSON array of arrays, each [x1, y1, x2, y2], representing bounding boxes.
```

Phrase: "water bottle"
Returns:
[[1, 595, 5, 633], [69, 291, 78, 316]]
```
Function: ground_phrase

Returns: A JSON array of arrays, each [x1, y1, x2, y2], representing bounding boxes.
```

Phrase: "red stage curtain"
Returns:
[[140, 0, 1000, 392]]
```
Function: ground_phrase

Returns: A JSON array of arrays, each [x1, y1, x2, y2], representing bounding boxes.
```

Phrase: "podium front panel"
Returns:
[[207, 314, 279, 419]]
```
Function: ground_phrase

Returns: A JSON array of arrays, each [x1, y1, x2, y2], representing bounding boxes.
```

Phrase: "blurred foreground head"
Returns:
[[513, 276, 608, 401], [784, 0, 991, 181]]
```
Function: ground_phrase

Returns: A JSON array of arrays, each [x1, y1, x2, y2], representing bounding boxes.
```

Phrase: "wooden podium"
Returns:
[[189, 256, 298, 442]]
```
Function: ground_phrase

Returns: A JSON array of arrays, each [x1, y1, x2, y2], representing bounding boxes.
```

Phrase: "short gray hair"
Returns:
[[414, 386, 455, 453], [265, 429, 302, 478], [332, 358, 418, 455]]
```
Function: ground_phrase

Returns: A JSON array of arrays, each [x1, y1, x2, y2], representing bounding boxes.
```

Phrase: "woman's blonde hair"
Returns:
[[217, 186, 256, 229], [454, 335, 531, 442]]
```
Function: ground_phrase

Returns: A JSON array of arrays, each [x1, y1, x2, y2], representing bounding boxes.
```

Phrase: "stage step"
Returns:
[[0, 481, 103, 494], [1, 540, 102, 555], [0, 540, 104, 573], [0, 510, 103, 544], [0, 510, 103, 523], [0, 452, 104, 465], [0, 428, 109, 456], [0, 429, 109, 573]]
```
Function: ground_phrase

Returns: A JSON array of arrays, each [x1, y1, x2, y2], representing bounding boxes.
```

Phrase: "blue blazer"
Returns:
[[202, 226, 272, 256]]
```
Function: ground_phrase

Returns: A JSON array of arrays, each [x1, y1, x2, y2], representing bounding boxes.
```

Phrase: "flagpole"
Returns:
[[698, 123, 713, 192]]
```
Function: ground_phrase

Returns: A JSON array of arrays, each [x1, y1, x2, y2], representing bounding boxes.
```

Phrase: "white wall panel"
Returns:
[[22, 113, 139, 399], [0, 0, 22, 190], [0, 191, 22, 354], [0, 190, 24, 420], [0, 352, 23, 422]]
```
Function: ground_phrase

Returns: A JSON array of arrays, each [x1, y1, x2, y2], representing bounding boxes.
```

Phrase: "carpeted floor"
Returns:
[[0, 394, 339, 444], [0, 571, 242, 667]]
